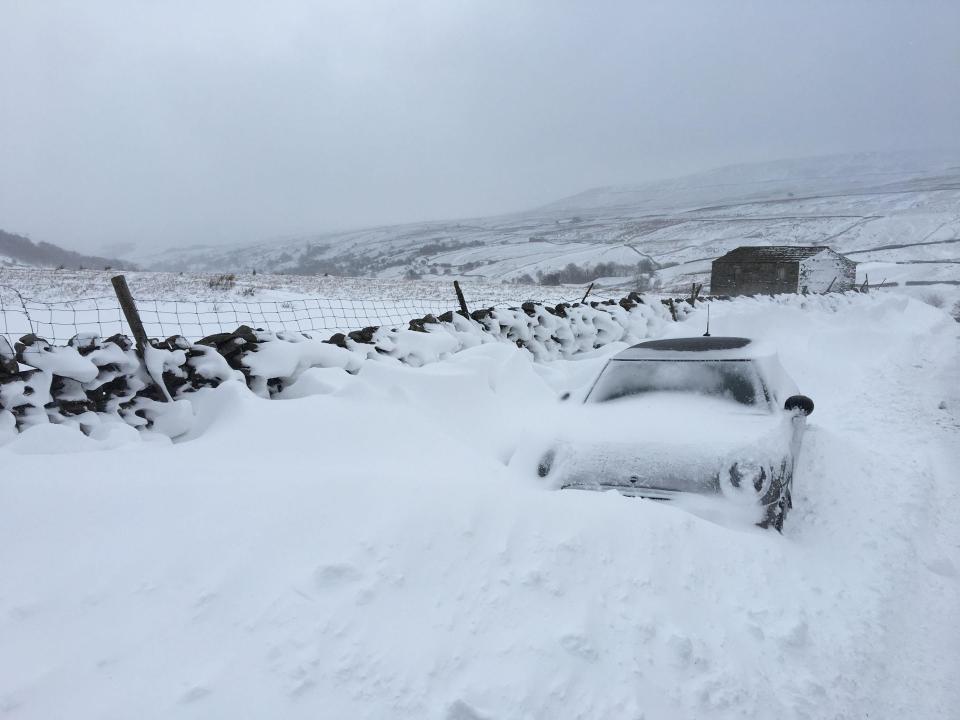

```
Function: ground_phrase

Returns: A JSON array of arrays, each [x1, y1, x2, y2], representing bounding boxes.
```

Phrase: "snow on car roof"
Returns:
[[614, 336, 775, 361]]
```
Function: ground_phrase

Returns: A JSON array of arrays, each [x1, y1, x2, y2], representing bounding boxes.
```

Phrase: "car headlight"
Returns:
[[720, 460, 770, 502], [537, 449, 556, 478]]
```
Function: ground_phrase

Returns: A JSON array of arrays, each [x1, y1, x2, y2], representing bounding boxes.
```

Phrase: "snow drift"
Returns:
[[1, 292, 958, 720], [1, 291, 871, 443], [0, 293, 681, 440]]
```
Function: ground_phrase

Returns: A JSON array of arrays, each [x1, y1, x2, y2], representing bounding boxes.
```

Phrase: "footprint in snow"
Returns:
[[924, 556, 957, 578], [178, 685, 211, 704], [446, 699, 492, 720], [559, 633, 599, 662], [313, 563, 363, 588], [668, 634, 693, 666]]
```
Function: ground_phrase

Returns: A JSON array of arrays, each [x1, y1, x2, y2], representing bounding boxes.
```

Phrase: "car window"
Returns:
[[586, 359, 769, 406]]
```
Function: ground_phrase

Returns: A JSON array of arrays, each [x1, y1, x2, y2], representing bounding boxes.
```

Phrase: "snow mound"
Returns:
[[1, 291, 958, 719]]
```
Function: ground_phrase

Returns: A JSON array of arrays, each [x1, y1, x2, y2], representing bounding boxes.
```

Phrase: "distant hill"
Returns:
[[137, 151, 960, 292], [0, 229, 133, 271]]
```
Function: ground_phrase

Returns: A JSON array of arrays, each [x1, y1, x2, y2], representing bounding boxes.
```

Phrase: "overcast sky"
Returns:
[[1, 0, 958, 255]]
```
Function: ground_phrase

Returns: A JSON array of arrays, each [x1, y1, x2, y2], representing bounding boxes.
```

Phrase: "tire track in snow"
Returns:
[[788, 310, 960, 718]]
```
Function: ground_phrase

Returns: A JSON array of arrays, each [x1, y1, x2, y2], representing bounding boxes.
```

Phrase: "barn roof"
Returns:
[[713, 245, 833, 263]]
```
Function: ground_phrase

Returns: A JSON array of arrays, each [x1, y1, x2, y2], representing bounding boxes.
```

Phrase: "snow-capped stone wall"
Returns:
[[186, 294, 682, 397], [10, 290, 867, 443], [0, 293, 687, 441]]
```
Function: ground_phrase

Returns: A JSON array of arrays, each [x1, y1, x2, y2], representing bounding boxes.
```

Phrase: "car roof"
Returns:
[[612, 336, 774, 361]]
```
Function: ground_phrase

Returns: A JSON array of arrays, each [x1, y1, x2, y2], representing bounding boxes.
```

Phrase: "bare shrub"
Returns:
[[208, 273, 237, 290]]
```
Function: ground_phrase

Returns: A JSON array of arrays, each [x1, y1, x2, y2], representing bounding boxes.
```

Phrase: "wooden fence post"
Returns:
[[689, 282, 702, 304], [111, 275, 148, 353], [453, 280, 470, 316], [666, 297, 678, 321], [581, 282, 594, 303], [111, 274, 169, 402]]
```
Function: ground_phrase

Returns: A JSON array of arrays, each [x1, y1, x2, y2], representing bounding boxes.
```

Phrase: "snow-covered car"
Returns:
[[536, 336, 814, 530]]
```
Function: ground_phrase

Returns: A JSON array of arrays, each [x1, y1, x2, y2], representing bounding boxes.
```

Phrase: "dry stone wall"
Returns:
[[0, 293, 700, 442]]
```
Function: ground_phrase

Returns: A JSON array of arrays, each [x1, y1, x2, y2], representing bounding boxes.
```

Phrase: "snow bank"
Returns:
[[0, 293, 677, 438], [0, 333, 239, 441], [1, 290, 957, 719], [0, 291, 905, 441]]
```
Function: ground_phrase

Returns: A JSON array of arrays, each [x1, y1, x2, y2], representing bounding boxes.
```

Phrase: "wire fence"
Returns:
[[0, 287, 519, 344]]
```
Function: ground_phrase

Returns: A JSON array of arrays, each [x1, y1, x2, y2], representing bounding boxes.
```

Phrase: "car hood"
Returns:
[[550, 394, 792, 494]]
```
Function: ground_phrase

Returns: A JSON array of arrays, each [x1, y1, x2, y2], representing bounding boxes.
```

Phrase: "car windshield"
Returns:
[[586, 359, 768, 406]]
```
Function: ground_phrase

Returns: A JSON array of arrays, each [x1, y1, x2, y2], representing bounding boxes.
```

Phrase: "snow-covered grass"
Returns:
[[0, 267, 562, 304], [1, 293, 958, 719], [127, 152, 960, 293], [0, 268, 604, 343]]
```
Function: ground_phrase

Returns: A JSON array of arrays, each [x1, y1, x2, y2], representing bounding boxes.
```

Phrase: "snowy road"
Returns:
[[1, 294, 958, 719]]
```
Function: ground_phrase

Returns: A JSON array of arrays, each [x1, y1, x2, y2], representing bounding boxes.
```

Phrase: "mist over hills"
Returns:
[[136, 151, 960, 292], [6, 151, 959, 293], [0, 230, 132, 272]]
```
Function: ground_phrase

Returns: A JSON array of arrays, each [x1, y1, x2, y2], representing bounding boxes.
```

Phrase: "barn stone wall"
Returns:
[[710, 261, 799, 296]]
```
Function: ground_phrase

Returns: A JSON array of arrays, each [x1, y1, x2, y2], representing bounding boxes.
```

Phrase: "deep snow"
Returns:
[[1, 294, 958, 719]]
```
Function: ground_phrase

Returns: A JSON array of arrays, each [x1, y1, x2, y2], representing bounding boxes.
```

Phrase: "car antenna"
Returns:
[[702, 304, 711, 337]]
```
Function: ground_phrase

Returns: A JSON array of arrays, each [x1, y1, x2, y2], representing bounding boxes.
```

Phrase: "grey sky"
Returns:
[[1, 0, 958, 254]]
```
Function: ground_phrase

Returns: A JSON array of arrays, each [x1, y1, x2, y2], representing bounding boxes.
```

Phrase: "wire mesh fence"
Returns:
[[0, 287, 509, 344]]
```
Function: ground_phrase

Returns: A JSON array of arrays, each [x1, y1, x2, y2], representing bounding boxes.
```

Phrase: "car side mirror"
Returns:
[[559, 391, 571, 402], [784, 394, 814, 416]]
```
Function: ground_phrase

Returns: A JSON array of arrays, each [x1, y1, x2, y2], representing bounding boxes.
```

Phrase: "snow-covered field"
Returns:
[[1, 292, 958, 719], [0, 268, 582, 343], [131, 152, 960, 293], [6, 152, 960, 344], [4, 266, 956, 346], [0, 267, 561, 305]]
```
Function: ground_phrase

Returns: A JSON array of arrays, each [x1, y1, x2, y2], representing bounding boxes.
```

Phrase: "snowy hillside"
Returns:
[[1, 292, 958, 719], [139, 151, 960, 292], [0, 230, 131, 271]]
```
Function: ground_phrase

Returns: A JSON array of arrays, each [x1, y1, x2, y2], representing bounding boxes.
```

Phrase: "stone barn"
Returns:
[[710, 246, 856, 296]]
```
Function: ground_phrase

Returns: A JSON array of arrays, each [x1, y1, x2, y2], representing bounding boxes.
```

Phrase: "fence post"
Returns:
[[666, 298, 678, 321], [453, 280, 470, 317], [111, 275, 148, 353], [111, 274, 170, 402], [581, 282, 594, 303], [689, 282, 702, 304]]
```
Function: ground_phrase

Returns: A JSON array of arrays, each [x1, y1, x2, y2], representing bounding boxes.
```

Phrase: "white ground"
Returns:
[[0, 268, 582, 344], [1, 293, 958, 719], [0, 267, 558, 304], [129, 151, 960, 292]]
